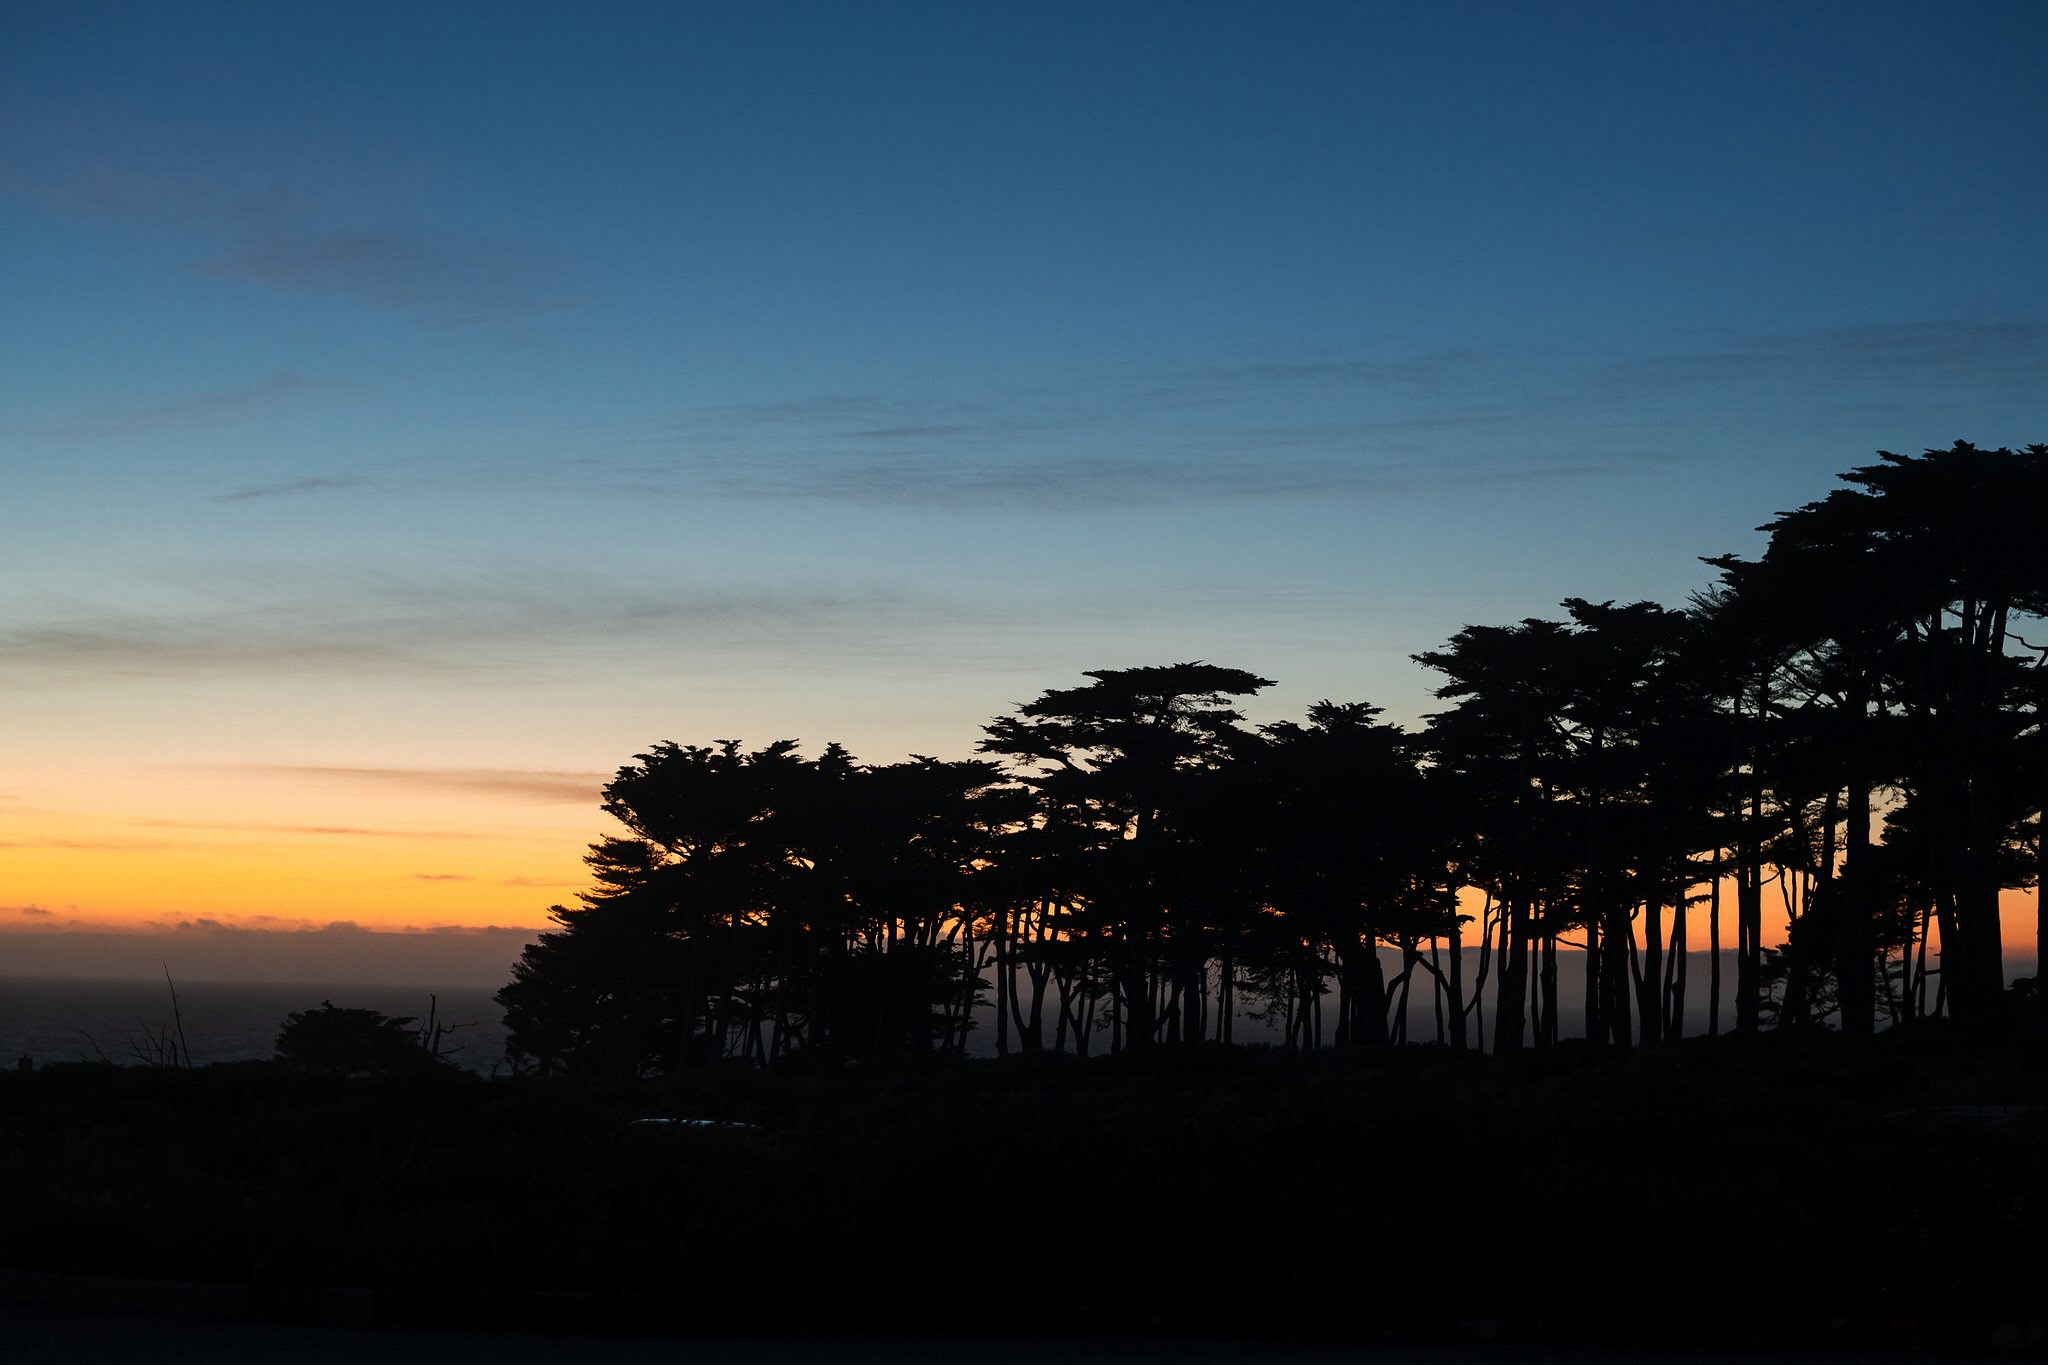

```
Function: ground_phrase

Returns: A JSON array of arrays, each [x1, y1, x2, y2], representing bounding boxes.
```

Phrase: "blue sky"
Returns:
[[1, 2, 2045, 945]]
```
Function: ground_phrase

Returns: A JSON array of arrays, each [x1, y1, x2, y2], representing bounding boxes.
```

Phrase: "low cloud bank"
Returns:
[[0, 919, 542, 989]]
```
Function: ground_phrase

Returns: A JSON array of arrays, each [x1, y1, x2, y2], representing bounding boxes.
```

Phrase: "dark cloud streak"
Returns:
[[668, 449, 1638, 511], [242, 765, 605, 805], [191, 226, 576, 325], [25, 166, 575, 325], [0, 836, 172, 851], [133, 816, 493, 840], [217, 475, 365, 503], [0, 564, 1067, 687], [53, 370, 317, 440], [1607, 319, 2048, 392]]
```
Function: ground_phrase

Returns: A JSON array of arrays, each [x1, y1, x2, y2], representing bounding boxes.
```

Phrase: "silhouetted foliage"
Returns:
[[501, 444, 2044, 1060], [274, 1002, 450, 1075], [498, 741, 1017, 1073]]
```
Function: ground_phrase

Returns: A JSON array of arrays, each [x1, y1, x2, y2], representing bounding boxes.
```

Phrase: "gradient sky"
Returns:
[[2, 1, 2044, 977]]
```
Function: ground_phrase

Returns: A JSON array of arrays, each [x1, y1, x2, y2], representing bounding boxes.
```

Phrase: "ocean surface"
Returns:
[[8, 949, 2012, 1071], [0, 977, 509, 1074]]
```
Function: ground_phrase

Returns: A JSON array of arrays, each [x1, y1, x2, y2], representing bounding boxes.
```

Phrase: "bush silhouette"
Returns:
[[274, 1002, 446, 1075]]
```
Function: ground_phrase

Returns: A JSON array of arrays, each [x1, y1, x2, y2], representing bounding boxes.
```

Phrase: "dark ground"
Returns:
[[1, 1028, 2043, 1357], [2, 1300, 2030, 1365]]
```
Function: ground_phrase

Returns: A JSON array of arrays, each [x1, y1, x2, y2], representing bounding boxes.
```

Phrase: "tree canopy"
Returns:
[[499, 444, 2046, 1072], [274, 1002, 451, 1075]]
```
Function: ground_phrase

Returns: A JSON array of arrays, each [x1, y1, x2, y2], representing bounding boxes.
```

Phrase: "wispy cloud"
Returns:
[[656, 447, 1638, 512], [216, 475, 365, 503], [842, 424, 983, 440], [0, 912, 542, 940], [0, 566, 1024, 684], [0, 836, 173, 851], [133, 816, 491, 841], [27, 167, 575, 324], [1605, 319, 2048, 395], [138, 345, 1628, 517], [1192, 350, 1484, 392], [411, 873, 474, 882], [681, 394, 899, 427], [52, 370, 318, 440], [0, 620, 419, 677], [230, 319, 2025, 520], [191, 225, 575, 325], [172, 916, 537, 936], [624, 345, 1641, 511], [234, 765, 606, 805]]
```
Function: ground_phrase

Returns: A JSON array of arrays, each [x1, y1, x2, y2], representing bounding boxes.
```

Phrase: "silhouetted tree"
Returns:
[[501, 443, 2041, 1061], [1710, 443, 2047, 1027], [980, 663, 1275, 1049], [499, 889, 686, 1075], [1247, 701, 1445, 1047], [1417, 620, 1583, 1049], [501, 740, 1019, 1070], [275, 1002, 451, 1075]]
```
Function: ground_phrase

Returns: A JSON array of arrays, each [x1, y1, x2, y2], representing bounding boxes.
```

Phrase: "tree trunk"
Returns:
[[1584, 914, 1603, 1043], [2038, 761, 2047, 1029], [1839, 700, 1876, 1037], [1664, 871, 1689, 1040], [1708, 847, 1723, 1037], [1446, 891, 1469, 1050], [1735, 678, 1766, 1034], [1496, 890, 1528, 1052], [993, 909, 1012, 1057], [1429, 936, 1447, 1044], [1639, 887, 1664, 1045], [1115, 934, 1151, 1050], [1352, 929, 1391, 1048], [1602, 902, 1633, 1047]]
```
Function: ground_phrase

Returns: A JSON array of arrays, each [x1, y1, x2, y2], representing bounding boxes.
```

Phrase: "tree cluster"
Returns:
[[273, 1001, 458, 1075], [498, 443, 2046, 1074]]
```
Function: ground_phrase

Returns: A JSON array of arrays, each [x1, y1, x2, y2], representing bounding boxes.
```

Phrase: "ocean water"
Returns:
[[0, 977, 509, 1074], [7, 948, 2000, 1072]]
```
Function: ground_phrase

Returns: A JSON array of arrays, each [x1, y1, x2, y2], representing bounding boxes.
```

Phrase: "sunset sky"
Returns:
[[2, 1, 2043, 983]]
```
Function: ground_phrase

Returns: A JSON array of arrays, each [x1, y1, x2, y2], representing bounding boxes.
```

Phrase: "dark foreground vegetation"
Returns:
[[1, 1030, 2044, 1353]]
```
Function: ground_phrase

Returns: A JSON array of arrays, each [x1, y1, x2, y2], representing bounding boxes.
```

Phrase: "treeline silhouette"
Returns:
[[498, 443, 2046, 1074]]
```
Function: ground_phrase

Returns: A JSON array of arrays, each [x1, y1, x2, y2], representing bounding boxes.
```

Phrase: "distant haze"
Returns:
[[3, 913, 2034, 1002], [0, 924, 538, 990]]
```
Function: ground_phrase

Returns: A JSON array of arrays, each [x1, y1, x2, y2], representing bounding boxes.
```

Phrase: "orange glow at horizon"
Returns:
[[0, 761, 599, 931], [1447, 882, 2041, 969], [6, 759, 2039, 979]]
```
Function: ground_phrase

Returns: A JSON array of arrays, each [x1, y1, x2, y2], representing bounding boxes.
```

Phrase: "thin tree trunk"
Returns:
[[1735, 677, 1766, 1033], [1639, 833, 1665, 1044], [1664, 873, 1688, 1040], [1584, 913, 1603, 1043], [1447, 887, 1469, 1050], [1603, 901, 1633, 1047], [1497, 889, 1529, 1052], [993, 908, 1012, 1057], [1708, 847, 1723, 1037], [1430, 935, 1447, 1044], [1468, 890, 1495, 1053], [1840, 718, 1876, 1036]]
